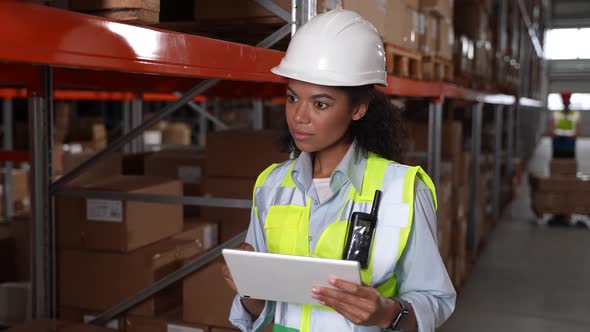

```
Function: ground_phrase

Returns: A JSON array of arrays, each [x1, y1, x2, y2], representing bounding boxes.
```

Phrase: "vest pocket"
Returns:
[[265, 205, 305, 255]]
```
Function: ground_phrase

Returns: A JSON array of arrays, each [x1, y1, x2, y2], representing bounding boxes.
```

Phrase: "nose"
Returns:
[[292, 102, 311, 124]]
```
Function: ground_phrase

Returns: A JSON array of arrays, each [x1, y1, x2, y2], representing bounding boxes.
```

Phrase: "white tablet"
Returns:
[[222, 249, 361, 305]]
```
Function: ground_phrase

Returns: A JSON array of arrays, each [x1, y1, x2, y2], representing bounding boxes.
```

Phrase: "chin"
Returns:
[[293, 140, 319, 153]]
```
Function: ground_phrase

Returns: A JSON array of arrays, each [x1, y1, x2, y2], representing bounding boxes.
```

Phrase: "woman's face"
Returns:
[[285, 80, 367, 153]]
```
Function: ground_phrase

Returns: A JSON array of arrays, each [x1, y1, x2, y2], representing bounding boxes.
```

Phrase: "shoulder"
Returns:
[[254, 159, 296, 189]]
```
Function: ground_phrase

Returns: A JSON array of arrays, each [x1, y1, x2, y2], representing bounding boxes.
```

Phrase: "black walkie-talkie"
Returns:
[[342, 190, 382, 269]]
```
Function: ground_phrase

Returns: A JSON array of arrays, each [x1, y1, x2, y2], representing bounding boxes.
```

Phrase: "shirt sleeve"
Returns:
[[229, 201, 276, 331], [395, 181, 457, 332]]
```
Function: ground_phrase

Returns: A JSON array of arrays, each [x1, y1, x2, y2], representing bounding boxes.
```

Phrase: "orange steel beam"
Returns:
[[0, 2, 285, 83]]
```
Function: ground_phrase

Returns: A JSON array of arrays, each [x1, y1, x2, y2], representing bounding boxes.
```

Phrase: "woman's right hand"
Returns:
[[222, 242, 254, 293], [221, 242, 266, 318]]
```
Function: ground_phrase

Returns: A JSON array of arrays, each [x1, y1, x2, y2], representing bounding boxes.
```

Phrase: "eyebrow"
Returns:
[[287, 86, 336, 101]]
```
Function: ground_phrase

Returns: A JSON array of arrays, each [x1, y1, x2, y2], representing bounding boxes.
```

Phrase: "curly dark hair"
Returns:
[[279, 85, 404, 161]]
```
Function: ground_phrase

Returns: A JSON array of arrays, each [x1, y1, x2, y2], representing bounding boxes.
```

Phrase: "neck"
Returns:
[[312, 138, 352, 178]]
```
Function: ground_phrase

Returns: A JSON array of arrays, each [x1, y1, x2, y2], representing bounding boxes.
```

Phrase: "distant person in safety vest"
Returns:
[[549, 90, 581, 159]]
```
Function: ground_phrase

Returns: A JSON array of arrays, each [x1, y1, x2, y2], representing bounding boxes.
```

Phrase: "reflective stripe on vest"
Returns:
[[255, 153, 437, 332]]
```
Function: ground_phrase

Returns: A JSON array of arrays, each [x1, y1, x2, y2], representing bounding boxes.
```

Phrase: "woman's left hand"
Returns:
[[311, 278, 398, 328]]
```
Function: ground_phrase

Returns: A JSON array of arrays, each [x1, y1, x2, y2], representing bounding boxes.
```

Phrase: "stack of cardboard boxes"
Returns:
[[402, 120, 465, 281], [181, 130, 288, 331], [54, 152, 221, 330], [419, 0, 454, 80], [531, 159, 590, 216], [453, 0, 494, 88]]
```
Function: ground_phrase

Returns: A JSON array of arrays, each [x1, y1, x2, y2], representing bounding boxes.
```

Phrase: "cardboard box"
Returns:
[[0, 169, 28, 202], [437, 18, 454, 60], [122, 152, 153, 175], [5, 320, 115, 332], [454, 2, 489, 40], [56, 175, 183, 252], [163, 122, 191, 145], [70, 0, 161, 12], [420, 0, 453, 19], [0, 235, 17, 283], [59, 227, 205, 316], [453, 216, 468, 259], [420, 13, 438, 56], [344, 0, 421, 50], [182, 259, 235, 328], [184, 218, 219, 251], [62, 151, 123, 186], [206, 130, 288, 178], [10, 217, 30, 281], [550, 159, 577, 177], [54, 144, 64, 177], [126, 309, 209, 332], [194, 0, 340, 21], [144, 150, 205, 185], [59, 307, 124, 331], [201, 177, 254, 243], [144, 150, 206, 217], [0, 282, 31, 326]]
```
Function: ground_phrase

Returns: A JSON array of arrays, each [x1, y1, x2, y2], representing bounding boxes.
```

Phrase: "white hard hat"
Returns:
[[271, 9, 388, 87]]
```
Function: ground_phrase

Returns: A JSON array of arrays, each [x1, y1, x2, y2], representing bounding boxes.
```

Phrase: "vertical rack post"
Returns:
[[3, 98, 14, 219], [492, 105, 504, 220], [468, 102, 483, 253], [30, 65, 56, 319], [427, 100, 443, 188]]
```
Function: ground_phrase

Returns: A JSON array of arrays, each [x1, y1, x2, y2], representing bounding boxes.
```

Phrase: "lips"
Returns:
[[291, 130, 312, 141]]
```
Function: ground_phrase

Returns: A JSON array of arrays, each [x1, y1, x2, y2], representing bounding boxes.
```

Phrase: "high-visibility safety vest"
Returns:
[[553, 110, 579, 136], [253, 153, 437, 332]]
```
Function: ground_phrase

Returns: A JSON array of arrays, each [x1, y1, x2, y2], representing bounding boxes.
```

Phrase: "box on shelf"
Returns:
[[206, 130, 288, 178], [201, 177, 254, 243], [0, 282, 31, 326], [182, 259, 236, 329], [4, 320, 115, 332], [343, 0, 421, 50], [144, 150, 206, 217], [69, 0, 161, 24], [437, 18, 454, 60], [0, 234, 17, 283], [59, 225, 205, 316], [126, 309, 208, 332], [194, 0, 339, 21], [162, 122, 192, 145], [60, 307, 124, 331], [56, 175, 183, 252], [419, 0, 453, 19], [420, 13, 438, 56], [122, 152, 154, 176], [183, 218, 220, 252], [62, 150, 123, 186]]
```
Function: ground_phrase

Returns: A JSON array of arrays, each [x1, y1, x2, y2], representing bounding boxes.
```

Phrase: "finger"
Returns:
[[329, 278, 373, 298], [313, 286, 374, 312], [314, 293, 370, 325]]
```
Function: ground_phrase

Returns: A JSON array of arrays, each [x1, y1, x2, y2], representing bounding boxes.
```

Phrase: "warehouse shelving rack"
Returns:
[[0, 0, 544, 327]]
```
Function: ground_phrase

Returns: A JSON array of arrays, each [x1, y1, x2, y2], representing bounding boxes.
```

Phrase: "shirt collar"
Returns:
[[291, 140, 366, 195]]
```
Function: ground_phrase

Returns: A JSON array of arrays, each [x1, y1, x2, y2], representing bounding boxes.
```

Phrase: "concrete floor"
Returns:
[[439, 138, 590, 332]]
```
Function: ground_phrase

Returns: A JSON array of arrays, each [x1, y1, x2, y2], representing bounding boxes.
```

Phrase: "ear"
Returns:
[[351, 103, 368, 121]]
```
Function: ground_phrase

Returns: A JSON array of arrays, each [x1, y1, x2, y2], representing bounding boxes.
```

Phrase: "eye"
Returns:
[[287, 94, 298, 104], [314, 101, 329, 110]]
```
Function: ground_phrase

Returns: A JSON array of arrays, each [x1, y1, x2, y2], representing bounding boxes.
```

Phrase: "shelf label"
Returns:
[[86, 199, 123, 223], [178, 166, 202, 184]]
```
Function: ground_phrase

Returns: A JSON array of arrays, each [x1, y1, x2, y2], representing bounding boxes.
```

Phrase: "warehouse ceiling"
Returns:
[[550, 0, 590, 28]]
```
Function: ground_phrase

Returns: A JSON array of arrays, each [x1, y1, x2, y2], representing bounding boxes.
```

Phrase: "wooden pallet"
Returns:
[[422, 56, 454, 82], [385, 44, 423, 80], [69, 0, 161, 24]]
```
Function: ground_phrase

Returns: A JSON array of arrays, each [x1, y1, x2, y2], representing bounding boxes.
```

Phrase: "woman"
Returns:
[[223, 9, 456, 332]]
